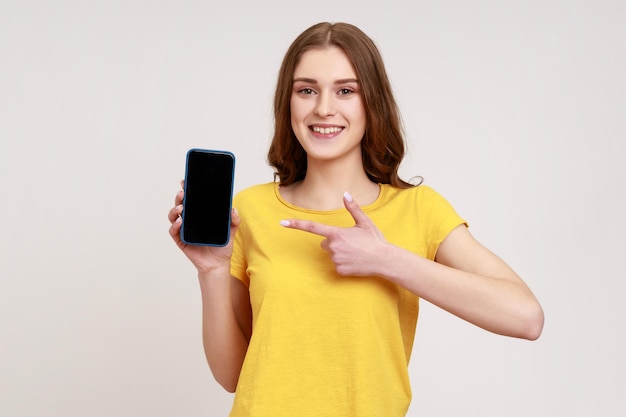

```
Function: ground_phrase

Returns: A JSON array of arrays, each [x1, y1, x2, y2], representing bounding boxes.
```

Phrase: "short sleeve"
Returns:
[[418, 186, 467, 260]]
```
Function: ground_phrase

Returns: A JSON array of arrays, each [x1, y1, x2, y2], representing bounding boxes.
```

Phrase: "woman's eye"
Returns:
[[299, 88, 315, 95], [338, 88, 354, 95]]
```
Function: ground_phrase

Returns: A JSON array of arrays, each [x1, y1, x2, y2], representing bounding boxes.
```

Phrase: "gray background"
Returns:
[[1, 0, 624, 416]]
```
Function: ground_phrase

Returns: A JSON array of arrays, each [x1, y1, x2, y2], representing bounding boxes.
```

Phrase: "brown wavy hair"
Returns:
[[267, 22, 416, 188]]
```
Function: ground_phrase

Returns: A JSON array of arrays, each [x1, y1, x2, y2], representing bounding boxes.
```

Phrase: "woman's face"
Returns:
[[290, 46, 367, 166]]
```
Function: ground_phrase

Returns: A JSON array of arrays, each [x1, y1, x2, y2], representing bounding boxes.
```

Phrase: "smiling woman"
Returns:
[[268, 23, 411, 190], [167, 21, 544, 417]]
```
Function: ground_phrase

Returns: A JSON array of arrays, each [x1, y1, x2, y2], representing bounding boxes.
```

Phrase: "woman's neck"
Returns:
[[280, 159, 380, 211]]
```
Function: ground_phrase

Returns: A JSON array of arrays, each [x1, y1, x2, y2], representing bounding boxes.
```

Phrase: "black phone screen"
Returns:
[[181, 149, 235, 246]]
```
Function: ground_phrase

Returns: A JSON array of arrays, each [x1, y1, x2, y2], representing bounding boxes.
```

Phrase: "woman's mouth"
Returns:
[[311, 125, 343, 135]]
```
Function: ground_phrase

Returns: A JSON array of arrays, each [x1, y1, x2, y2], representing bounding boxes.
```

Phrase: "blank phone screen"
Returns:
[[181, 149, 235, 246]]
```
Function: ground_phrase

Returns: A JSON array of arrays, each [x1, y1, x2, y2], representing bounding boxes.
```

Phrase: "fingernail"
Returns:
[[280, 220, 291, 227], [343, 191, 353, 202]]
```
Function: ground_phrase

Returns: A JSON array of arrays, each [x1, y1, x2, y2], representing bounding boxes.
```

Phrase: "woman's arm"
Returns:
[[197, 269, 251, 392], [381, 225, 544, 340], [168, 188, 251, 392], [281, 192, 544, 340]]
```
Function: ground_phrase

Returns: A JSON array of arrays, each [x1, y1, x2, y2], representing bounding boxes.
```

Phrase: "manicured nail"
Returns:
[[343, 191, 353, 202], [280, 220, 291, 227]]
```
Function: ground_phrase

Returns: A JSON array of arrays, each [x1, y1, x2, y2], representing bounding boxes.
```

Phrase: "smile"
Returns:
[[311, 126, 343, 134]]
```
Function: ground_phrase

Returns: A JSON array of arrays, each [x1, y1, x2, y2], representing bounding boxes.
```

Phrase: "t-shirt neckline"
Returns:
[[273, 182, 386, 215]]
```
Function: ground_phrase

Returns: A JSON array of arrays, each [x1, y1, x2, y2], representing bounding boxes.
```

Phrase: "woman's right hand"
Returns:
[[167, 184, 240, 273]]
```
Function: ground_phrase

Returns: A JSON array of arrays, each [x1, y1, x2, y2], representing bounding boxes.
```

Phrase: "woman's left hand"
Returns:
[[280, 192, 389, 277]]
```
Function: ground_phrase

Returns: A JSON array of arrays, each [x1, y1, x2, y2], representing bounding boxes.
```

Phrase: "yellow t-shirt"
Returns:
[[229, 182, 465, 417]]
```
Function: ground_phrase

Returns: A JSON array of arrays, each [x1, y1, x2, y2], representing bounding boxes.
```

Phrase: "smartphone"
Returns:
[[180, 148, 235, 246]]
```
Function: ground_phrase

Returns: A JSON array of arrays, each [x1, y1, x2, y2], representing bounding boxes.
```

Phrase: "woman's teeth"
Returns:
[[312, 126, 342, 134]]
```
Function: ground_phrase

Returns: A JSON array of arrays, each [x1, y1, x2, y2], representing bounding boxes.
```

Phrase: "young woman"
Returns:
[[168, 22, 544, 417]]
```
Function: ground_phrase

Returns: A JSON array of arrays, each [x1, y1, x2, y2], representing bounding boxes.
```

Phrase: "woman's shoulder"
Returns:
[[233, 182, 277, 205], [380, 183, 459, 215], [381, 183, 441, 202]]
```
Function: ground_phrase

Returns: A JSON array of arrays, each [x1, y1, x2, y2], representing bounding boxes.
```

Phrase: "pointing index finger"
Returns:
[[280, 219, 335, 238]]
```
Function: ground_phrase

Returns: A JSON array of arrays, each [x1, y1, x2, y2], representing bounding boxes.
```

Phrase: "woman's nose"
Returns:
[[313, 93, 336, 117]]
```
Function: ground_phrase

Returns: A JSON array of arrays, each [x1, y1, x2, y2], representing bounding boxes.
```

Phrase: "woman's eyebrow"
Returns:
[[293, 77, 317, 83], [292, 77, 359, 84], [334, 78, 359, 84]]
